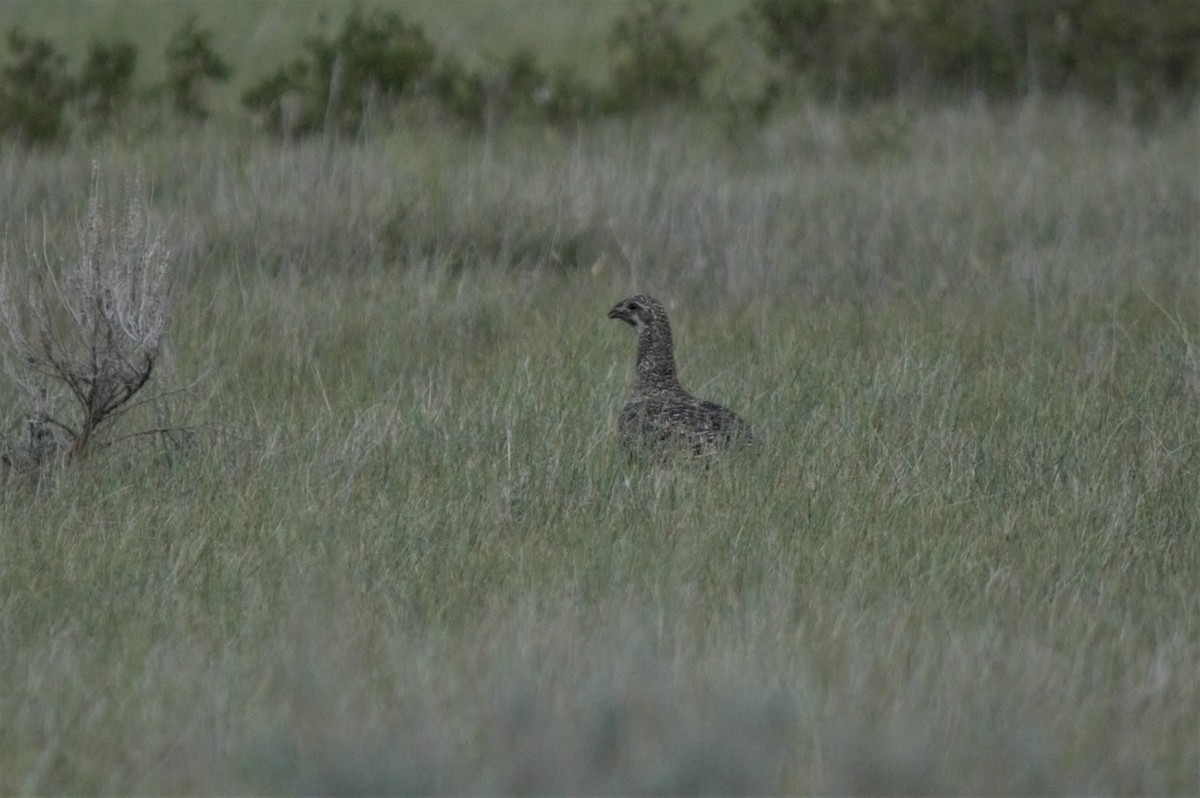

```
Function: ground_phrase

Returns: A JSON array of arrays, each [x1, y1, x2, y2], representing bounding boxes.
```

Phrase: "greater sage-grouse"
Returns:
[[608, 295, 756, 456]]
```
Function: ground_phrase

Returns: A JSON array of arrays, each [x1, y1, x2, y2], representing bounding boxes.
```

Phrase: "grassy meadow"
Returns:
[[2, 4, 1200, 794]]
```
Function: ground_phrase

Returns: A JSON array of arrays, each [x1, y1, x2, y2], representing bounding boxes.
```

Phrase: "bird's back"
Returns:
[[618, 391, 756, 456]]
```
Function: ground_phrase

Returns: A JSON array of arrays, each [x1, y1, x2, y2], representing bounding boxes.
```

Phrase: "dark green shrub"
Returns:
[[605, 0, 716, 111], [77, 40, 137, 132], [0, 27, 74, 143], [750, 0, 1200, 109], [428, 53, 537, 129], [429, 49, 599, 129], [428, 55, 487, 126], [165, 15, 230, 119], [243, 7, 435, 135], [536, 62, 600, 123], [1057, 0, 1200, 111], [336, 7, 435, 99], [748, 0, 904, 100], [499, 49, 548, 119], [242, 60, 319, 137]]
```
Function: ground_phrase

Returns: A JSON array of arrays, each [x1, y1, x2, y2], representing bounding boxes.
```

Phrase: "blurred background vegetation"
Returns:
[[2, 0, 1199, 144]]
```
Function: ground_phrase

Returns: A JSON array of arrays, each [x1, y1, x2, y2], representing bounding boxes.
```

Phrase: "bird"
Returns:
[[607, 294, 756, 456]]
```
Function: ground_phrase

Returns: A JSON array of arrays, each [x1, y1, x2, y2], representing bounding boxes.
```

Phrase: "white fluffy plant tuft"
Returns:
[[0, 163, 172, 469]]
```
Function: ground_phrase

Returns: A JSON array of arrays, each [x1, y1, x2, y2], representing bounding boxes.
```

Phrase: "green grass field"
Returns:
[[1, 3, 1199, 794]]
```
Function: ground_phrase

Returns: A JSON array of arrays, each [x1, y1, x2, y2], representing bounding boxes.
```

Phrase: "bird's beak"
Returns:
[[607, 304, 628, 322]]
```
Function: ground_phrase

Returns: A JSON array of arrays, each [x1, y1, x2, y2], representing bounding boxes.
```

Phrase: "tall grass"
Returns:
[[1, 96, 1199, 792]]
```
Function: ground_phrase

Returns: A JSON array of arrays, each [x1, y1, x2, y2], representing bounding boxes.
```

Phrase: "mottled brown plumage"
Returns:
[[607, 295, 756, 456]]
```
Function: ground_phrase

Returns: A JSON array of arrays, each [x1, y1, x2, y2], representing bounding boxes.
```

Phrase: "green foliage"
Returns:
[[426, 54, 488, 126], [244, 10, 600, 137], [313, 4, 435, 133], [498, 49, 559, 120], [429, 49, 599, 129], [604, 0, 716, 111], [77, 40, 137, 133], [0, 27, 74, 143], [750, 0, 866, 95], [750, 0, 1200, 110], [536, 62, 599, 122], [333, 6, 436, 99], [3, 1, 1200, 145], [164, 14, 229, 120], [240, 60, 317, 137], [749, 0, 1019, 100], [1053, 0, 1200, 108], [242, 7, 435, 136]]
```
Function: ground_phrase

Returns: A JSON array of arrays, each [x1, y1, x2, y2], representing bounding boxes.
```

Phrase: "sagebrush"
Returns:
[[0, 164, 172, 466]]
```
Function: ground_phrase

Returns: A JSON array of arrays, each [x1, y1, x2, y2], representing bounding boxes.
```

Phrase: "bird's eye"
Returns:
[[628, 301, 641, 311]]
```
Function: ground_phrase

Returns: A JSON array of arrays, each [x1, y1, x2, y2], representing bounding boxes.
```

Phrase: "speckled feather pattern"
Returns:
[[608, 295, 756, 455]]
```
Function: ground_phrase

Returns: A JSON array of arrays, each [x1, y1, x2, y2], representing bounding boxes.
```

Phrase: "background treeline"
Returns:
[[3, 0, 1200, 144], [754, 0, 1200, 109]]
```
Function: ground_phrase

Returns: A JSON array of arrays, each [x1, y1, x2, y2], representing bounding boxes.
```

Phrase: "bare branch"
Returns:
[[98, 422, 218, 448], [0, 162, 177, 462]]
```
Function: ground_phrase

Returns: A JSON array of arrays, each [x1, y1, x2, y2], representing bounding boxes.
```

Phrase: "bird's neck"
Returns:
[[634, 323, 682, 395]]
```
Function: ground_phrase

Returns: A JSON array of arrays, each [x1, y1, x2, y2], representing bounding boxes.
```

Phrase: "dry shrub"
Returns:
[[0, 163, 171, 476]]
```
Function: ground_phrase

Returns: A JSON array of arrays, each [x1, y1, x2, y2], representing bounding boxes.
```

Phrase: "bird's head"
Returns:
[[607, 295, 665, 335], [607, 294, 680, 393]]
